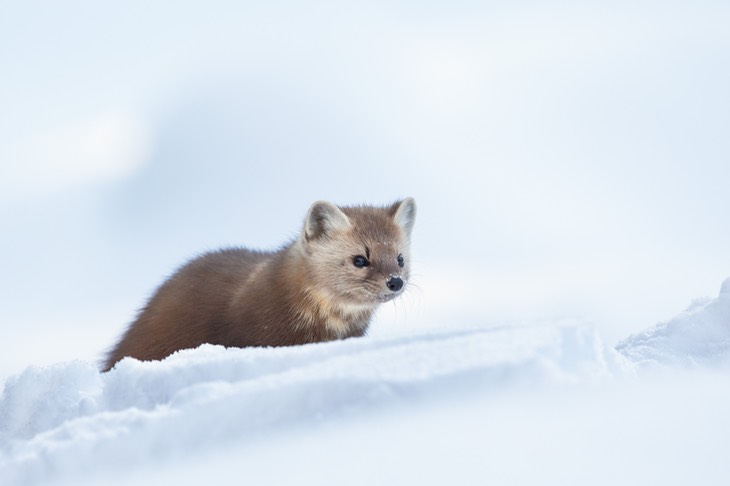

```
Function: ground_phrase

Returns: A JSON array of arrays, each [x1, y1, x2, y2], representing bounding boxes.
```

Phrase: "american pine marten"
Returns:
[[103, 198, 416, 371]]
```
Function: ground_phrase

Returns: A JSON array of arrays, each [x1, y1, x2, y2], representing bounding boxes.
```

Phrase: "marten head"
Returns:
[[301, 198, 416, 307]]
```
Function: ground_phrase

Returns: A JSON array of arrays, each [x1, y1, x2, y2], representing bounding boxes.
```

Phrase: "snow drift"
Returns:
[[0, 323, 620, 484], [1, 279, 730, 486], [617, 278, 730, 368]]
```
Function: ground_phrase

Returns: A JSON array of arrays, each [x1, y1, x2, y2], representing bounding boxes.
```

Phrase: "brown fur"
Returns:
[[102, 198, 416, 371]]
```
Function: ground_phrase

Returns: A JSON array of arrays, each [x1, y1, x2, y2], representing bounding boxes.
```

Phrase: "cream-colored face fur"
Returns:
[[302, 198, 416, 306]]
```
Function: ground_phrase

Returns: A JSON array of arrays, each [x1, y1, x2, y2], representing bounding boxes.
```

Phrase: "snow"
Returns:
[[2, 280, 730, 485], [617, 278, 730, 368]]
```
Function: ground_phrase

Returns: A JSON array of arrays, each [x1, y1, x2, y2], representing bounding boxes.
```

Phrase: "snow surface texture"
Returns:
[[1, 279, 729, 486], [617, 278, 730, 368]]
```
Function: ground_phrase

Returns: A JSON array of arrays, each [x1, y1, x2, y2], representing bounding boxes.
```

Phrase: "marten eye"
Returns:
[[397, 254, 404, 268], [353, 255, 369, 268]]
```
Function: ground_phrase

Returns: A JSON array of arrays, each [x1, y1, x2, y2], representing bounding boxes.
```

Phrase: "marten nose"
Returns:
[[386, 276, 404, 292]]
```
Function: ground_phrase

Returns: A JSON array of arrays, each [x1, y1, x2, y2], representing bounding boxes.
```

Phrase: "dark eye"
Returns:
[[353, 255, 369, 268], [397, 254, 404, 268]]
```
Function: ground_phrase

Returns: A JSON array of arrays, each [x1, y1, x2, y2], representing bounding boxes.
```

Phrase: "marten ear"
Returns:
[[304, 201, 352, 242], [391, 197, 417, 236]]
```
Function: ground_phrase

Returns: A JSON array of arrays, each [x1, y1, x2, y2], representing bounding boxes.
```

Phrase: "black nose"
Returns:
[[386, 276, 404, 292]]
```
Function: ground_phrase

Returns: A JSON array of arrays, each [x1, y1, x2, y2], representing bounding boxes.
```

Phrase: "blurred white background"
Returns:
[[1, 0, 728, 381]]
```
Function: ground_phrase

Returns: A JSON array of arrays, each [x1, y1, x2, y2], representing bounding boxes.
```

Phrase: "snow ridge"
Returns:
[[1, 323, 619, 485], [617, 278, 730, 368]]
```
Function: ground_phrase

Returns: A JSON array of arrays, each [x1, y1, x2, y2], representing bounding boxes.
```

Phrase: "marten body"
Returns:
[[103, 198, 416, 371]]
